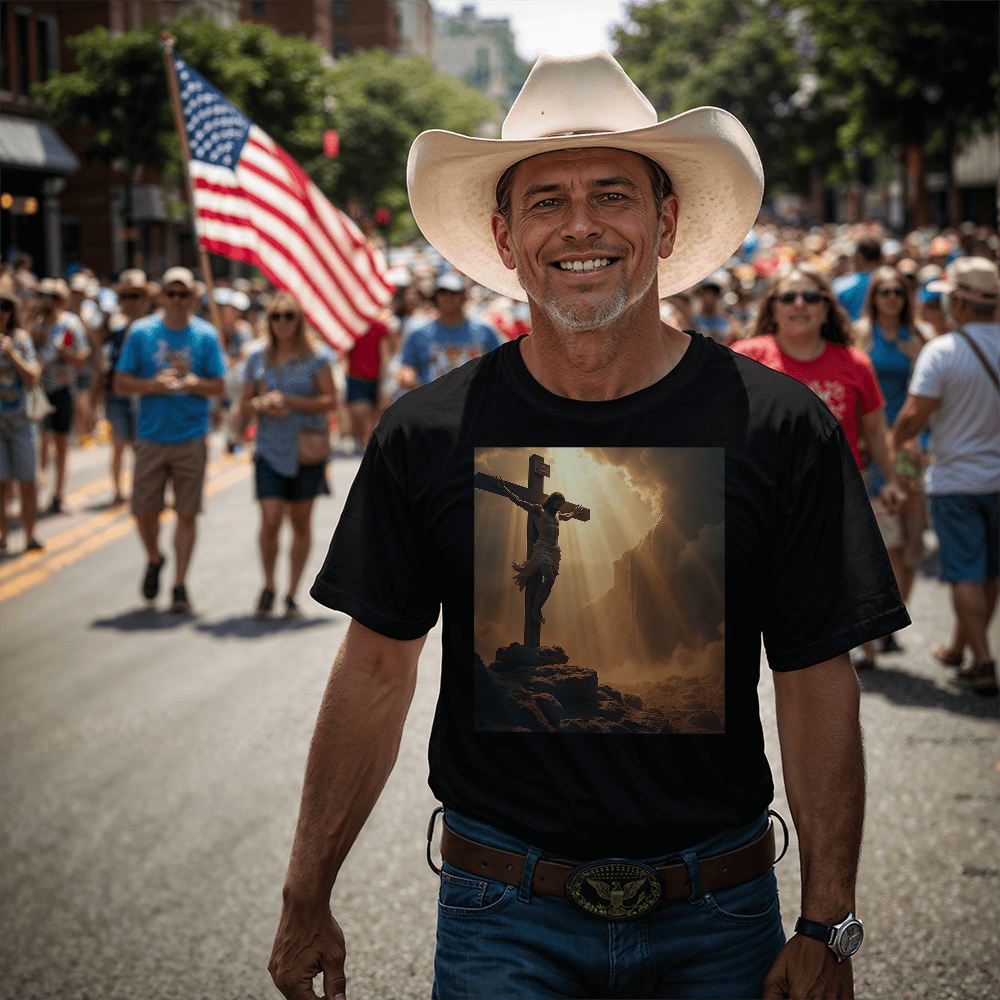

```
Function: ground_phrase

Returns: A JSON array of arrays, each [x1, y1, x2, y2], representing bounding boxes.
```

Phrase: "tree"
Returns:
[[324, 49, 496, 236], [804, 0, 999, 226], [613, 1, 840, 200]]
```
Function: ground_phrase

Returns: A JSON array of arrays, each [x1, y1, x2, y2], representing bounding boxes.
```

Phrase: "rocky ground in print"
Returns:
[[475, 643, 724, 734]]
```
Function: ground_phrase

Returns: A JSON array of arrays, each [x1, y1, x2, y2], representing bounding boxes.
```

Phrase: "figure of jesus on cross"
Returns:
[[475, 454, 589, 646]]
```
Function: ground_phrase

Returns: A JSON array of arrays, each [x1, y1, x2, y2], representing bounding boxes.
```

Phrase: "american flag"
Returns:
[[173, 52, 394, 352]]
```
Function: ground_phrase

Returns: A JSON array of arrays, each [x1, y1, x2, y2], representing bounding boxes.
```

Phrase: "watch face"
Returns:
[[838, 922, 864, 956]]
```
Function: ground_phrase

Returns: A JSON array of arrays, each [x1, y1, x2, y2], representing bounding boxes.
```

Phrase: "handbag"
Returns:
[[25, 385, 55, 422], [296, 422, 332, 466]]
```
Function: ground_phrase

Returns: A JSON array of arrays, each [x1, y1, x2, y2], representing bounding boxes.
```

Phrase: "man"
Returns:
[[397, 273, 501, 389], [691, 273, 735, 345], [92, 269, 157, 505], [832, 235, 882, 321], [31, 278, 89, 514], [270, 52, 907, 1000], [892, 257, 1000, 694], [113, 266, 225, 613]]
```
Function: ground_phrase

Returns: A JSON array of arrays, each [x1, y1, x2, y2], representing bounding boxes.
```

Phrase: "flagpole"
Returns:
[[160, 32, 224, 340]]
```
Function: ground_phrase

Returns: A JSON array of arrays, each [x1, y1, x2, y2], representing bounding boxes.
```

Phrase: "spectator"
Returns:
[[855, 266, 928, 656], [240, 293, 337, 618], [916, 285, 950, 339], [342, 315, 391, 453], [691, 273, 735, 344], [397, 273, 502, 389], [833, 236, 882, 320], [112, 267, 226, 613], [212, 287, 253, 454], [0, 275, 43, 552], [92, 269, 157, 505], [893, 257, 1000, 693], [31, 278, 90, 514]]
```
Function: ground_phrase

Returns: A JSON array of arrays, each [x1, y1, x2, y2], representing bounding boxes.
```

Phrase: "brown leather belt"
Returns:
[[439, 817, 777, 902]]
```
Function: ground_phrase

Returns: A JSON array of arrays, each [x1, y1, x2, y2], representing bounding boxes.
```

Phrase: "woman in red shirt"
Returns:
[[733, 264, 907, 668]]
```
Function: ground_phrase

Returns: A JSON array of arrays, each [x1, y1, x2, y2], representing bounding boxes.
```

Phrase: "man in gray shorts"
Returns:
[[113, 267, 225, 613]]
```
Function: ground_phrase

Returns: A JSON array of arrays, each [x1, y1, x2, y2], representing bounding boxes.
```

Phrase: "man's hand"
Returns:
[[878, 480, 907, 516], [0, 334, 14, 359], [763, 935, 853, 999], [268, 902, 347, 999], [151, 368, 183, 393]]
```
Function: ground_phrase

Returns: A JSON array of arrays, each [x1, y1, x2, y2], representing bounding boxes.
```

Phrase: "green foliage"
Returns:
[[614, 0, 838, 193], [805, 0, 999, 157], [30, 13, 495, 221]]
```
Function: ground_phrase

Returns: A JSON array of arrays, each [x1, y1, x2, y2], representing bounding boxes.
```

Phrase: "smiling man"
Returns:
[[270, 52, 908, 1000]]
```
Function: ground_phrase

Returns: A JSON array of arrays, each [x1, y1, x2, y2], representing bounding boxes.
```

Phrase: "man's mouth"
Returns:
[[555, 257, 615, 272]]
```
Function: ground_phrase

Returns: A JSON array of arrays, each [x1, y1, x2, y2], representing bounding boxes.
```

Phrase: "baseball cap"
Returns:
[[161, 266, 197, 291], [435, 272, 466, 294]]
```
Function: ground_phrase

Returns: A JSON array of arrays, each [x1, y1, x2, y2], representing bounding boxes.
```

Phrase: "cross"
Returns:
[[475, 453, 590, 647]]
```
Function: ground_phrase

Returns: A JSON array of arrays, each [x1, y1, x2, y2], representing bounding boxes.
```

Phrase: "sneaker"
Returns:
[[170, 584, 192, 614], [25, 538, 44, 552], [956, 661, 998, 695], [45, 497, 63, 515], [284, 595, 303, 619], [142, 555, 165, 600], [255, 587, 275, 617]]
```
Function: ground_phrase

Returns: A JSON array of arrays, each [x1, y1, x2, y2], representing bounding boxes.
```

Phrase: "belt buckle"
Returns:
[[565, 859, 662, 921]]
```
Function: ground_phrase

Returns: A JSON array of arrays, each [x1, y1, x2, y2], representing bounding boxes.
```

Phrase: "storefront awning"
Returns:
[[0, 115, 80, 174]]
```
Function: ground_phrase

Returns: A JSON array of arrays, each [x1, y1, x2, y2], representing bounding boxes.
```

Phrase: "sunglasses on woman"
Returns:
[[776, 290, 825, 305], [876, 287, 906, 298], [270, 311, 298, 322]]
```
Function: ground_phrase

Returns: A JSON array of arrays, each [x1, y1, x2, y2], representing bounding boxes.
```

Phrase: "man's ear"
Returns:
[[491, 212, 518, 272], [658, 194, 680, 261]]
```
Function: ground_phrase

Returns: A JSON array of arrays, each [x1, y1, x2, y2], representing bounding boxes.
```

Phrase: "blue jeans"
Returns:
[[432, 810, 785, 999]]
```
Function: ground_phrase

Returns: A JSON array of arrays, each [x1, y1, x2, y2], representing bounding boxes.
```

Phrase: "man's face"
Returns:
[[491, 147, 678, 333], [162, 282, 194, 325], [434, 288, 466, 324], [117, 288, 150, 322], [39, 293, 60, 319]]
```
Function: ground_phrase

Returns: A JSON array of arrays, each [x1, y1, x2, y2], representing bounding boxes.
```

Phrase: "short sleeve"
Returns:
[[199, 333, 226, 379], [310, 432, 441, 640], [908, 340, 944, 400], [762, 423, 910, 670], [400, 330, 424, 370], [243, 349, 262, 385]]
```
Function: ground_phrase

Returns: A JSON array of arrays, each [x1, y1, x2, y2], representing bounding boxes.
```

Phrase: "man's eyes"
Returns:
[[530, 192, 629, 209]]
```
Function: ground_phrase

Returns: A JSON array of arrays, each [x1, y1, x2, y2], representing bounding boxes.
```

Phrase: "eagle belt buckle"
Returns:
[[564, 859, 662, 921]]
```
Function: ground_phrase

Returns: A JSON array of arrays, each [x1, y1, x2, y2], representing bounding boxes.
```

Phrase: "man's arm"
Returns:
[[269, 619, 426, 1000], [763, 652, 863, 1000], [488, 475, 536, 513], [891, 393, 938, 451]]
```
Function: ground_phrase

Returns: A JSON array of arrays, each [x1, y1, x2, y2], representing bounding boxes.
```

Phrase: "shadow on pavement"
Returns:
[[193, 614, 335, 638], [858, 663, 999, 720], [91, 608, 195, 632]]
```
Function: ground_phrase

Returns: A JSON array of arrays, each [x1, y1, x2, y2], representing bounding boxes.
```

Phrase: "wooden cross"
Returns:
[[475, 453, 590, 647]]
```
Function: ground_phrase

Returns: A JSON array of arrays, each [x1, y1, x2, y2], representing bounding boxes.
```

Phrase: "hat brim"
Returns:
[[406, 106, 763, 301]]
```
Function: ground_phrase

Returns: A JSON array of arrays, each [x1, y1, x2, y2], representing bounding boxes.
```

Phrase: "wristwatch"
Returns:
[[794, 912, 864, 961]]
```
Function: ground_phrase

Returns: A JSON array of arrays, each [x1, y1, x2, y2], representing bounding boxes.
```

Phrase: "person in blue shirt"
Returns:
[[833, 235, 882, 321], [398, 273, 502, 389], [113, 267, 225, 613], [854, 265, 928, 661]]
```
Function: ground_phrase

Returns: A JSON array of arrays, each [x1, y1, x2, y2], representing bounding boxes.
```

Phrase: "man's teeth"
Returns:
[[557, 258, 612, 271]]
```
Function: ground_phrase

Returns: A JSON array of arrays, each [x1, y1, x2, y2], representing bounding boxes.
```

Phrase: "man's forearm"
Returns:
[[773, 653, 864, 923], [282, 620, 424, 909]]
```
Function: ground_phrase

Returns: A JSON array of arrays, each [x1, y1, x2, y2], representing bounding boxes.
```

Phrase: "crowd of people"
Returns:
[[1, 216, 996, 675]]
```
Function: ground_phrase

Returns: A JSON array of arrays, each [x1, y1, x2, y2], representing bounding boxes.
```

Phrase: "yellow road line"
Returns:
[[0, 451, 251, 603]]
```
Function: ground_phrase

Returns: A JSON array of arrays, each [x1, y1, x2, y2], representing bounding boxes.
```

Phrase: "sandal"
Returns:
[[932, 646, 963, 667]]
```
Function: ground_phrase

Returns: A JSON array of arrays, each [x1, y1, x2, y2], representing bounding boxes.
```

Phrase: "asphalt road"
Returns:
[[1, 434, 997, 1000]]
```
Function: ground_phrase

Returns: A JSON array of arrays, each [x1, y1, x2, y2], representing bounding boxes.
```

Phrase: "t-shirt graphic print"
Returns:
[[474, 446, 724, 734]]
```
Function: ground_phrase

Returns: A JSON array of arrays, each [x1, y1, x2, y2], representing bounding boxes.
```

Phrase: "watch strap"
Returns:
[[794, 917, 833, 944]]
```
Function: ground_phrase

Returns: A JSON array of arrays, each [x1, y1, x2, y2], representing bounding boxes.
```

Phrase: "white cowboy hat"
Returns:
[[407, 50, 764, 302]]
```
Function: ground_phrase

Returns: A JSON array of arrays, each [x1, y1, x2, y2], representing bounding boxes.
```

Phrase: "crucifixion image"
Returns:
[[474, 454, 590, 646]]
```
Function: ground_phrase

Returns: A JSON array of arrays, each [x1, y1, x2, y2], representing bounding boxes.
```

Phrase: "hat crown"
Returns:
[[502, 50, 657, 141]]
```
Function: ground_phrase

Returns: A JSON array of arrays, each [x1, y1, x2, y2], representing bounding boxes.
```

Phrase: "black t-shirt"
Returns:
[[312, 334, 909, 859]]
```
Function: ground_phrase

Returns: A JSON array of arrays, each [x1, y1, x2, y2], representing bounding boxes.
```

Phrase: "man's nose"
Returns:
[[560, 198, 602, 240]]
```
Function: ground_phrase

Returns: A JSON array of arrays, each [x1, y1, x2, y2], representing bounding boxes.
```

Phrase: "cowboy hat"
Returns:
[[113, 268, 158, 296], [406, 50, 764, 302], [927, 256, 999, 308]]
